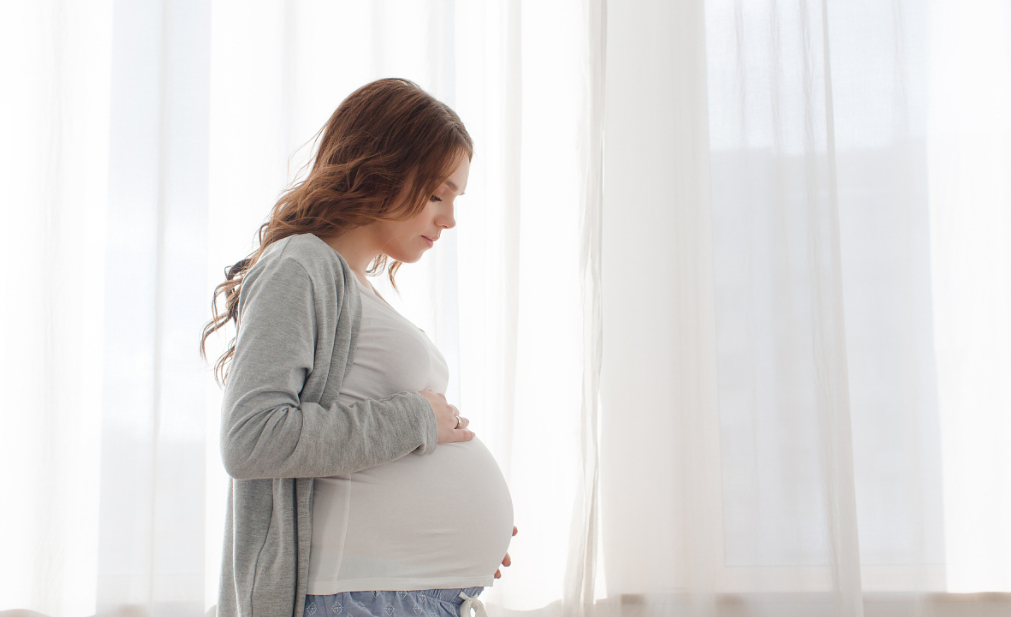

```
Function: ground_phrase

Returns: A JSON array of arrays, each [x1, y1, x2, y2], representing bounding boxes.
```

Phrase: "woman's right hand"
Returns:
[[419, 390, 474, 443]]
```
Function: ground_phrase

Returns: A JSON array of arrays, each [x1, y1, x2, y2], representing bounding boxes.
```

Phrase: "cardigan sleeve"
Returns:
[[219, 255, 439, 481]]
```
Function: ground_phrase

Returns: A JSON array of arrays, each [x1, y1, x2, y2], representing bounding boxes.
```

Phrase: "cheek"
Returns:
[[397, 220, 424, 238], [386, 222, 424, 254], [383, 220, 413, 239], [402, 210, 432, 233]]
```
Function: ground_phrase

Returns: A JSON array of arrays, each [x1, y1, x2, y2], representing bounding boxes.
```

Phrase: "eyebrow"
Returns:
[[445, 180, 465, 196]]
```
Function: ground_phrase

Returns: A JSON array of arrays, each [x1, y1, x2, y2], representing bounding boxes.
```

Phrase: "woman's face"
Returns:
[[373, 152, 470, 263]]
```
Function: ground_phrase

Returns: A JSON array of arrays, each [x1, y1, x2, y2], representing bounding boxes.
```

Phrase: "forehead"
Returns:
[[442, 155, 470, 193]]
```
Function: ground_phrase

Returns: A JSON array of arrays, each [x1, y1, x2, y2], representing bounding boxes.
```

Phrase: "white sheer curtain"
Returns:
[[597, 2, 1010, 616], [1, 1, 1009, 617]]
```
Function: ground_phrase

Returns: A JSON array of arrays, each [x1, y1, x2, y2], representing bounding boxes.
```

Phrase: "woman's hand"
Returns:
[[494, 526, 518, 579], [419, 390, 474, 443]]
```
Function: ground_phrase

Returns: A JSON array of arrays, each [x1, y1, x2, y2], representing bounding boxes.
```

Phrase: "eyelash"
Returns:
[[430, 195, 442, 202]]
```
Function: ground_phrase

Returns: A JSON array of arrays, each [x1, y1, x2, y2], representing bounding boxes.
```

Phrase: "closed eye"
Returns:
[[430, 195, 442, 202]]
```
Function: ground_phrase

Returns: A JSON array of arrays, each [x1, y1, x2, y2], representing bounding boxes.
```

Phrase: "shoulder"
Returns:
[[254, 234, 354, 291], [237, 234, 360, 324], [264, 233, 347, 273]]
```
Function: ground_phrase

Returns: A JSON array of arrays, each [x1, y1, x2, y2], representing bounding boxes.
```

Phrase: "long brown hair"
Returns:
[[200, 78, 473, 385]]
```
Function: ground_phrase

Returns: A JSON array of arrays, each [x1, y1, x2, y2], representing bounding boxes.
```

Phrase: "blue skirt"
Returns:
[[304, 587, 484, 617]]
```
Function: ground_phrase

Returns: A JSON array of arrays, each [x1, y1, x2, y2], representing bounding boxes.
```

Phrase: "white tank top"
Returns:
[[307, 278, 514, 594]]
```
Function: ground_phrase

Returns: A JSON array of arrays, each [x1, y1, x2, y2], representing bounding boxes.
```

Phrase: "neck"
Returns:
[[317, 228, 380, 286]]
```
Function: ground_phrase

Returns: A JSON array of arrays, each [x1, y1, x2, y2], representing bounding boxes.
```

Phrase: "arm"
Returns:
[[219, 255, 438, 481]]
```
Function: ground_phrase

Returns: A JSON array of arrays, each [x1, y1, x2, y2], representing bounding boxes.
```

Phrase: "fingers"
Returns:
[[450, 428, 475, 442], [497, 530, 515, 580], [495, 551, 511, 579], [438, 426, 474, 443], [449, 404, 470, 434], [425, 392, 476, 443], [439, 426, 474, 443]]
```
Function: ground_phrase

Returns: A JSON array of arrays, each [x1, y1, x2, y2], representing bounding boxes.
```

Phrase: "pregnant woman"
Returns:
[[199, 78, 515, 617]]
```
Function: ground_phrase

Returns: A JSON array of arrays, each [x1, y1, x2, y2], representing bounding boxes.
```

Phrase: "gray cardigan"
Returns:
[[216, 233, 438, 617]]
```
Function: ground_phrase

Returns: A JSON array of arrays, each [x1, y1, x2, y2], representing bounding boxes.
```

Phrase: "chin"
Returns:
[[389, 252, 425, 264]]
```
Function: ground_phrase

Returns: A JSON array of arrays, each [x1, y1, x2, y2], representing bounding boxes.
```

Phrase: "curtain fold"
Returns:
[[926, 0, 1011, 592], [2, 1, 1010, 616], [563, 0, 606, 612], [0, 3, 113, 616], [599, 0, 723, 608]]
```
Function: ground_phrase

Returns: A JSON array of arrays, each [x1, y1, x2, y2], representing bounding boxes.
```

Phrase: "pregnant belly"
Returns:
[[310, 436, 514, 590]]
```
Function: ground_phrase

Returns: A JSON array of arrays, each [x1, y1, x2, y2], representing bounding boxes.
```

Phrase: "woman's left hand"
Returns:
[[494, 526, 519, 579]]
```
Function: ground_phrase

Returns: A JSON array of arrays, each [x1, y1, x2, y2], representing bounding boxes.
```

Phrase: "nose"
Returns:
[[437, 201, 456, 230]]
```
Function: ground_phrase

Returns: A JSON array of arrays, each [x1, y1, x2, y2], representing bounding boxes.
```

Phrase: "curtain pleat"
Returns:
[[563, 0, 606, 613], [97, 0, 211, 613], [0, 2, 112, 616]]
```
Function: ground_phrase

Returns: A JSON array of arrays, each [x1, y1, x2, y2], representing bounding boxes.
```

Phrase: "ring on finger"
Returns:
[[455, 415, 462, 429]]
